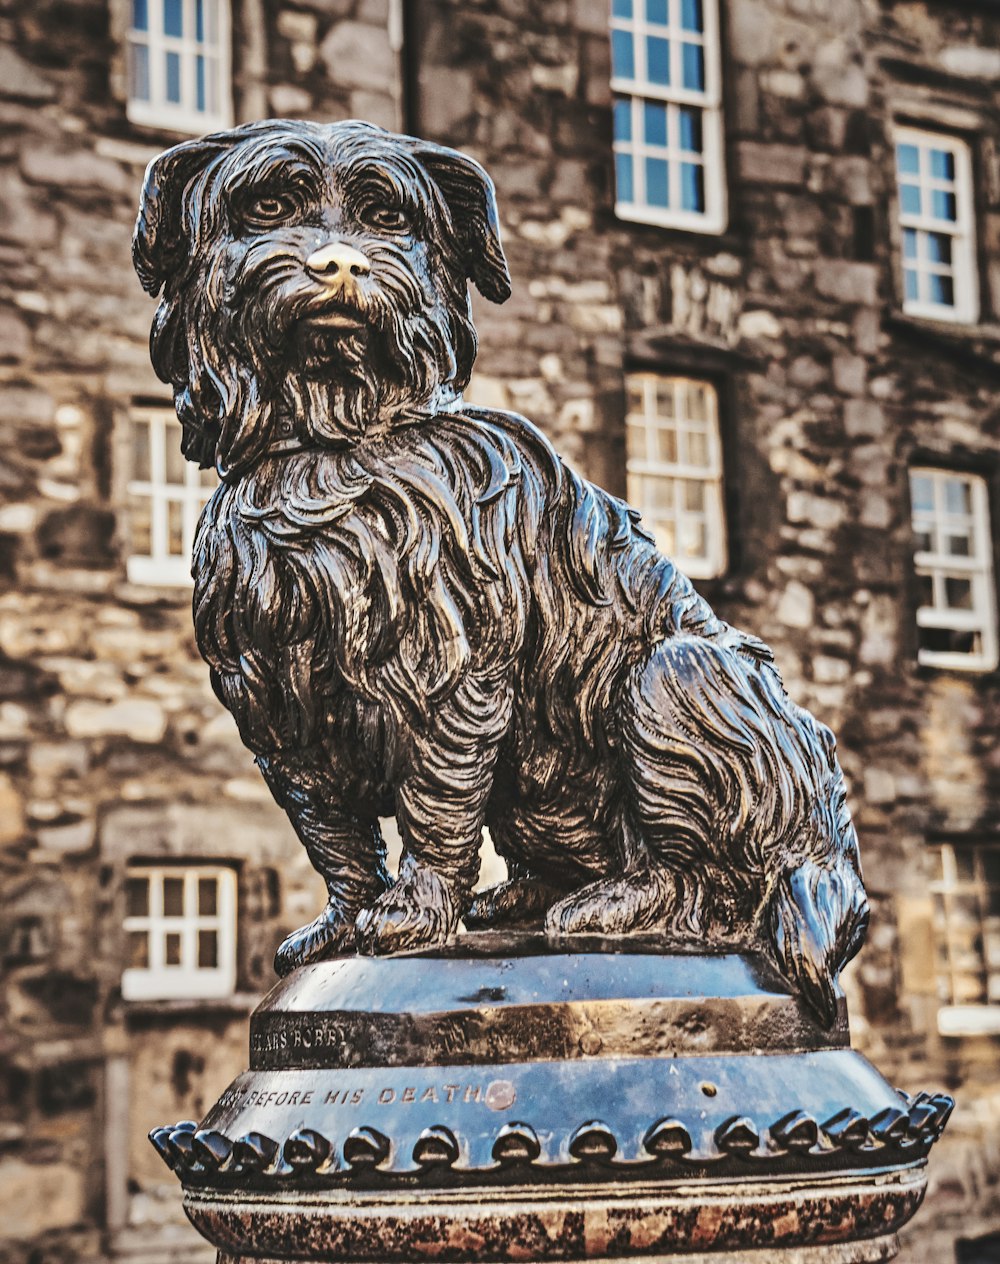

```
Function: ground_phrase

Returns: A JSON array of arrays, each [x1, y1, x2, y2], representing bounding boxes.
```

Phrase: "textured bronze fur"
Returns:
[[133, 119, 868, 1025]]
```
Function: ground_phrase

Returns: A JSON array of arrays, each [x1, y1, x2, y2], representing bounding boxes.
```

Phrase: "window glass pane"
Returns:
[[165, 50, 181, 103], [644, 101, 667, 146], [904, 269, 919, 302], [681, 162, 705, 212], [682, 42, 704, 90], [131, 418, 151, 482], [127, 930, 149, 969], [914, 528, 932, 553], [926, 231, 952, 265], [896, 143, 920, 175], [900, 184, 921, 216], [654, 380, 675, 416], [686, 430, 709, 467], [654, 427, 678, 464], [686, 382, 709, 421], [165, 932, 182, 965], [163, 876, 184, 916], [611, 29, 635, 80], [614, 99, 632, 142], [625, 422, 646, 462], [196, 54, 206, 112], [132, 0, 148, 30], [627, 380, 645, 414], [947, 533, 971, 558], [646, 157, 669, 208], [932, 189, 957, 221], [615, 152, 634, 203], [128, 495, 152, 556], [196, 0, 205, 41], [126, 876, 149, 917], [612, 0, 633, 15], [928, 273, 955, 307], [944, 479, 972, 515], [130, 41, 150, 101], [647, 36, 670, 85], [648, 475, 676, 509], [684, 479, 705, 512], [945, 577, 974, 610], [164, 0, 183, 36], [167, 500, 184, 555], [198, 876, 218, 915], [930, 149, 955, 181], [678, 107, 702, 153], [198, 929, 218, 968], [681, 0, 703, 31], [165, 433, 185, 484], [911, 474, 934, 511], [682, 518, 707, 558], [902, 227, 918, 260], [916, 572, 934, 607], [646, 0, 668, 23]]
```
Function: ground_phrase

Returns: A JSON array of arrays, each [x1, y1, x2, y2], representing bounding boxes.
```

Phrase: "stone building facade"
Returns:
[[1, 0, 999, 1261]]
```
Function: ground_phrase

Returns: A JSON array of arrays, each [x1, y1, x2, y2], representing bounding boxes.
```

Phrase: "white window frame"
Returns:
[[931, 843, 1000, 1037], [126, 0, 232, 135], [894, 126, 978, 325], [123, 865, 237, 1001], [625, 372, 727, 579], [910, 468, 998, 672], [126, 405, 215, 587], [610, 0, 726, 234]]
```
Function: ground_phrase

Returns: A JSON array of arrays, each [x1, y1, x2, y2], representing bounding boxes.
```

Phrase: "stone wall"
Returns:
[[1, 0, 999, 1260]]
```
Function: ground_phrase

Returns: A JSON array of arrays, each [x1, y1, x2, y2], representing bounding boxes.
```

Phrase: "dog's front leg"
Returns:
[[257, 750, 391, 976], [355, 680, 512, 954]]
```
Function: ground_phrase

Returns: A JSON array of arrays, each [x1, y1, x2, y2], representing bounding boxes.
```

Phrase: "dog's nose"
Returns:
[[305, 242, 371, 281]]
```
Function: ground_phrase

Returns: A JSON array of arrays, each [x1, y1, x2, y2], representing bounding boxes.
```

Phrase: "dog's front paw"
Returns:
[[274, 902, 358, 977], [465, 877, 564, 929], [545, 872, 673, 937], [355, 856, 458, 954]]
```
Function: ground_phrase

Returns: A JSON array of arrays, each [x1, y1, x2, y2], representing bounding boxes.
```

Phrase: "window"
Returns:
[[123, 865, 237, 1001], [625, 373, 727, 578], [127, 0, 232, 134], [126, 406, 216, 587], [909, 468, 997, 671], [931, 842, 1000, 1036], [610, 0, 725, 233], [894, 128, 978, 324]]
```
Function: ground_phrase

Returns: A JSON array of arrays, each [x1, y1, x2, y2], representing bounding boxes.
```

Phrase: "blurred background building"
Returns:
[[1, 0, 999, 1260]]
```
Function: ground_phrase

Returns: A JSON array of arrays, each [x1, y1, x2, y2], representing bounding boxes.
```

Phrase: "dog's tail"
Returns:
[[764, 857, 869, 1028]]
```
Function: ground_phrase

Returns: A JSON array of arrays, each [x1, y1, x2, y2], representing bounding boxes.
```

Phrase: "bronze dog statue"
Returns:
[[133, 119, 868, 1025]]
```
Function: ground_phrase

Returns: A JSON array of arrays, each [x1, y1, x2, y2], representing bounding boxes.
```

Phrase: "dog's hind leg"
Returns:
[[257, 750, 391, 976]]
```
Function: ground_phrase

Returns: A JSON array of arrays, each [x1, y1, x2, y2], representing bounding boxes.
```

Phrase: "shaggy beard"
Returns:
[[175, 239, 477, 477]]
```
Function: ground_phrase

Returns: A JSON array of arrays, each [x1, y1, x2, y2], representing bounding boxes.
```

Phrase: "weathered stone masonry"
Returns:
[[1, 2, 999, 1261]]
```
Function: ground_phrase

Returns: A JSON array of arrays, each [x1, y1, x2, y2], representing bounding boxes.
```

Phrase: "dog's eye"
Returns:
[[245, 194, 297, 224], [363, 206, 409, 232]]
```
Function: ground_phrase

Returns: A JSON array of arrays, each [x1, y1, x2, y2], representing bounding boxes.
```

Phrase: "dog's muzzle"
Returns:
[[303, 241, 371, 329]]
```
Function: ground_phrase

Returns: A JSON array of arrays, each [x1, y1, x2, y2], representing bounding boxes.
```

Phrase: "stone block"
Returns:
[[36, 816, 96, 853], [0, 771, 25, 846], [319, 21, 396, 93], [832, 354, 866, 395], [0, 46, 55, 102], [349, 90, 398, 129], [815, 259, 878, 305], [573, 0, 610, 34], [270, 84, 313, 115], [786, 491, 845, 530], [21, 147, 129, 193], [64, 698, 167, 743], [939, 45, 1000, 80], [777, 580, 814, 629], [737, 141, 807, 186], [0, 1158, 86, 1237], [727, 0, 777, 67], [844, 398, 886, 437]]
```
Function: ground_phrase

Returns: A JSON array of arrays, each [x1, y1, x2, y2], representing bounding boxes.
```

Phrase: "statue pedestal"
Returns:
[[151, 935, 951, 1261]]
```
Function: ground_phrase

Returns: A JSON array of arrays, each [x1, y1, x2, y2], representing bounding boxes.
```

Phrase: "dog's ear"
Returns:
[[417, 143, 512, 304], [133, 135, 232, 296]]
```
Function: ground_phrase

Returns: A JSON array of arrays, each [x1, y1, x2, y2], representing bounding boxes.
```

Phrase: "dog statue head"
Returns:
[[133, 119, 511, 477]]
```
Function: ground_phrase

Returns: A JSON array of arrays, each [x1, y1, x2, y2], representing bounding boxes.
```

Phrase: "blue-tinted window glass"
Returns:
[[616, 152, 635, 204], [646, 0, 668, 24], [926, 232, 953, 265], [896, 143, 919, 175], [165, 50, 181, 102], [130, 41, 150, 98], [614, 99, 632, 142], [646, 157, 669, 207], [196, 0, 205, 41], [679, 107, 702, 152], [681, 162, 705, 211], [611, 29, 635, 80], [681, 0, 703, 31], [930, 149, 955, 181], [612, 0, 634, 16], [902, 227, 918, 259], [682, 42, 704, 90], [929, 273, 955, 306], [164, 0, 183, 36], [900, 184, 921, 216], [196, 54, 206, 111], [132, 0, 148, 31], [644, 101, 668, 146], [932, 189, 957, 221], [647, 36, 670, 85], [904, 269, 919, 301]]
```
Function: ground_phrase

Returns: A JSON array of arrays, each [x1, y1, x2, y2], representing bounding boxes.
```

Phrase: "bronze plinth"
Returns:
[[152, 935, 949, 1262]]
